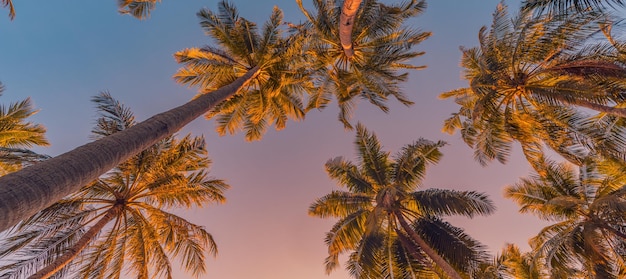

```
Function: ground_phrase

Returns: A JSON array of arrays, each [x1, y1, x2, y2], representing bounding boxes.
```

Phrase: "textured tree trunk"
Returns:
[[394, 211, 463, 279], [0, 66, 259, 232], [28, 204, 123, 279], [339, 0, 362, 59]]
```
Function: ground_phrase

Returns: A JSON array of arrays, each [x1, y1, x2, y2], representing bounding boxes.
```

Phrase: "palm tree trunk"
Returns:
[[0, 66, 259, 232], [339, 0, 362, 59], [28, 204, 123, 279], [394, 211, 463, 279]]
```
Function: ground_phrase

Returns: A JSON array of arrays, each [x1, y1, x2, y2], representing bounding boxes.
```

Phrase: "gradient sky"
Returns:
[[0, 1, 552, 278]]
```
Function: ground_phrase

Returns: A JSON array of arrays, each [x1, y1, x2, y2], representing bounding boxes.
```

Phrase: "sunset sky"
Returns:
[[0, 1, 551, 278]]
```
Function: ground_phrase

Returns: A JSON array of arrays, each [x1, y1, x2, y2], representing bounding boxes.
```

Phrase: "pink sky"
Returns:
[[0, 1, 550, 278]]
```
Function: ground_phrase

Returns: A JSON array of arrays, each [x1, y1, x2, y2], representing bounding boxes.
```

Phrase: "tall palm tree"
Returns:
[[0, 83, 49, 175], [505, 156, 626, 278], [0, 92, 228, 279], [310, 123, 494, 279], [297, 0, 430, 128], [0, 0, 307, 232], [440, 3, 626, 168]]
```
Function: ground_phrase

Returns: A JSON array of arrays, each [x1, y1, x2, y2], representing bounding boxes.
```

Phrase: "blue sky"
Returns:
[[0, 1, 549, 278]]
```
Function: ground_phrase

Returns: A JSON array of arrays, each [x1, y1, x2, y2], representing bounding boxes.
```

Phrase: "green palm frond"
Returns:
[[346, 232, 385, 278], [325, 157, 373, 194], [312, 124, 493, 277], [412, 216, 490, 273], [406, 189, 495, 218], [324, 210, 370, 273], [354, 123, 390, 187], [392, 139, 446, 188], [309, 191, 373, 219]]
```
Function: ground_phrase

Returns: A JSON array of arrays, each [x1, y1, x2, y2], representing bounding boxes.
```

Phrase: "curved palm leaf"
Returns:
[[310, 123, 494, 278], [0, 94, 227, 278], [297, 0, 430, 128], [506, 156, 626, 276], [174, 1, 311, 141], [440, 3, 626, 167]]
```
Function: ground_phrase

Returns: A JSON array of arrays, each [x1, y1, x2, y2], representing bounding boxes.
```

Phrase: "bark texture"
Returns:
[[27, 204, 123, 279], [0, 66, 259, 232], [339, 0, 362, 59], [395, 211, 463, 279]]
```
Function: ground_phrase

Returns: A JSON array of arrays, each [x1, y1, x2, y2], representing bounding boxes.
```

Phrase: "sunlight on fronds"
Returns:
[[311, 123, 493, 277], [0, 94, 227, 278]]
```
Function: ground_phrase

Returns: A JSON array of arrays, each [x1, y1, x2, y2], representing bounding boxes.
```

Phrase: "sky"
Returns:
[[0, 1, 552, 278]]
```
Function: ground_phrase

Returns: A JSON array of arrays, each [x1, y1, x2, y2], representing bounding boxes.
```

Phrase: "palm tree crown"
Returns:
[[297, 0, 431, 129], [440, 3, 626, 167], [0, 93, 228, 279], [174, 0, 312, 141], [506, 156, 626, 278], [310, 123, 494, 278]]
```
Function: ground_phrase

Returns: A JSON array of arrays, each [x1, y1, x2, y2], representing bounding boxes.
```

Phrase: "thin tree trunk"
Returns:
[[28, 204, 123, 279], [339, 0, 362, 59], [0, 66, 259, 232], [394, 211, 463, 279]]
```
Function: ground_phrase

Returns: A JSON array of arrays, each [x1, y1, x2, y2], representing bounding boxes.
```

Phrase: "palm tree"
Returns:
[[440, 3, 626, 168], [310, 123, 494, 279], [297, 0, 430, 128], [338, 0, 362, 59], [0, 0, 307, 232], [173, 1, 311, 141], [0, 83, 49, 175], [0, 92, 228, 279], [505, 156, 626, 278], [521, 0, 625, 15]]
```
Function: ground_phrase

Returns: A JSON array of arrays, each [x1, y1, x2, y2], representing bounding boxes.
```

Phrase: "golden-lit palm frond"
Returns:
[[174, 1, 310, 141], [411, 217, 491, 274], [298, 0, 430, 129], [0, 85, 49, 175], [0, 94, 227, 278], [392, 139, 446, 189], [405, 189, 495, 218], [507, 157, 626, 276], [311, 123, 493, 277], [441, 2, 626, 167]]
